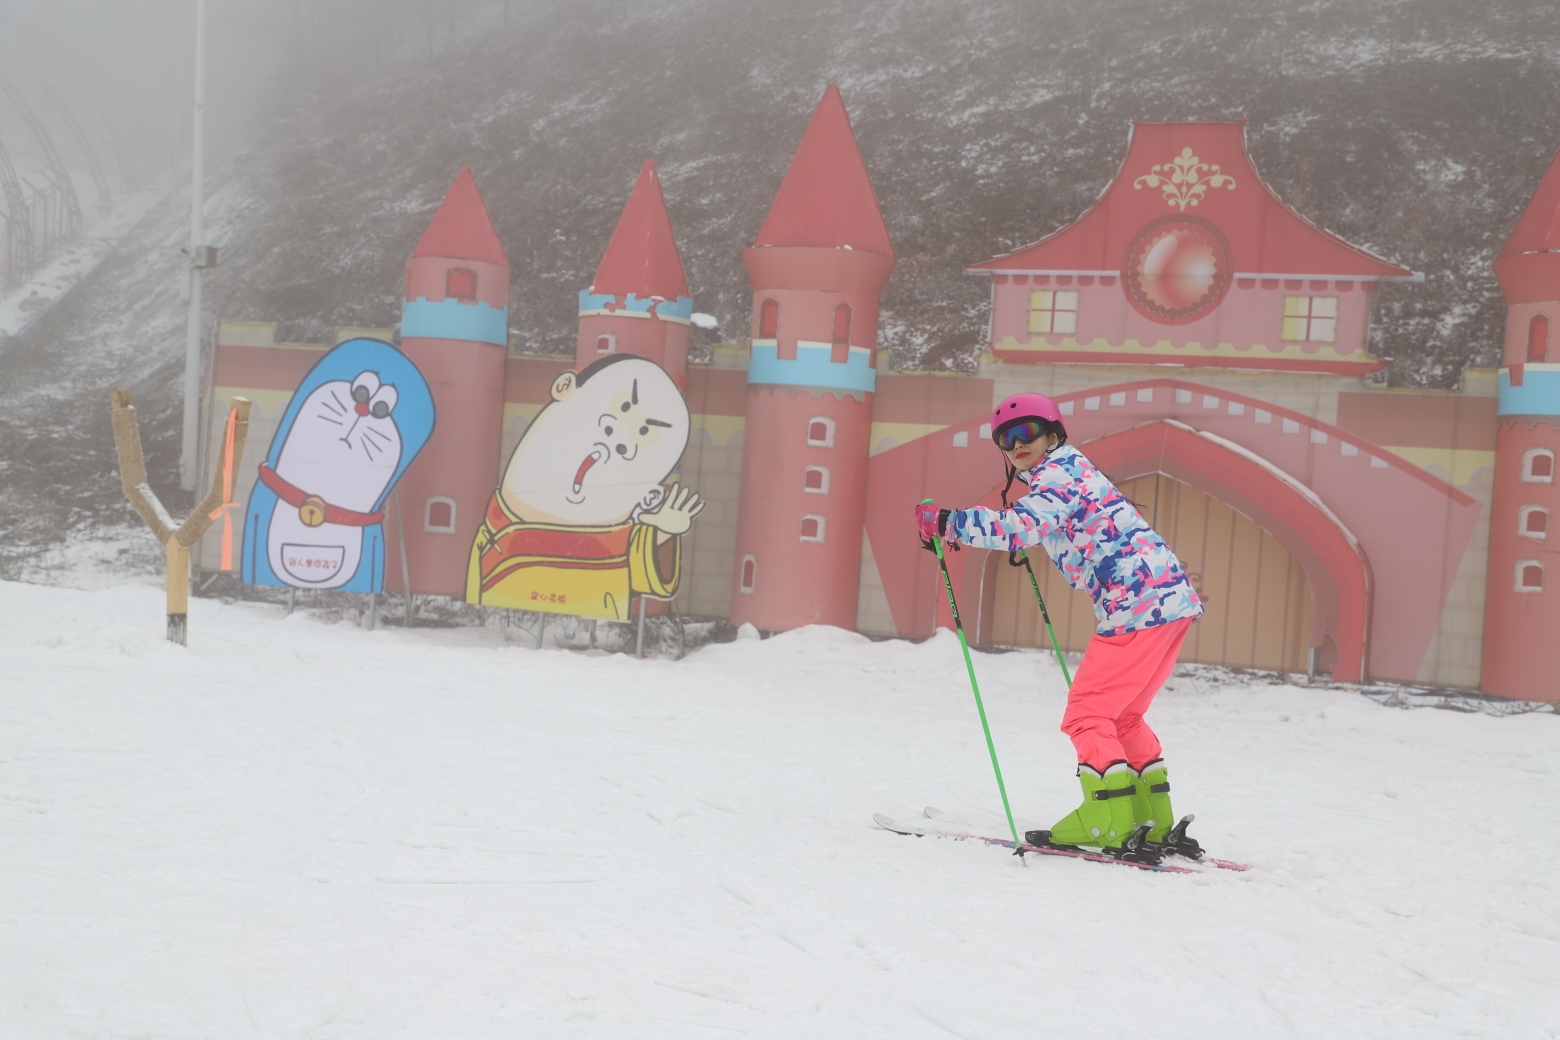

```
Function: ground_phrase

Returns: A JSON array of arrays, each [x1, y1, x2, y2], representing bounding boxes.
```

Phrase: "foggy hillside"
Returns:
[[4, 0, 1560, 574]]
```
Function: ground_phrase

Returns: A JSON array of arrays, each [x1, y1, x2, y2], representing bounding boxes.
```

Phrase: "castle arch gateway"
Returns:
[[862, 378, 1479, 683], [978, 472, 1317, 674], [971, 421, 1370, 679]]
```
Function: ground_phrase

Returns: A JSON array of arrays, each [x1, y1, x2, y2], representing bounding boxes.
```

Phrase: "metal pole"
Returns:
[[635, 595, 648, 658], [393, 489, 413, 627], [1019, 551, 1073, 686], [179, 0, 206, 492], [924, 501, 1024, 857]]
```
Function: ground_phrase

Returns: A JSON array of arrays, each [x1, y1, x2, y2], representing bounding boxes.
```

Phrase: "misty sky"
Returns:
[[1, 0, 302, 181], [0, 0, 537, 193]]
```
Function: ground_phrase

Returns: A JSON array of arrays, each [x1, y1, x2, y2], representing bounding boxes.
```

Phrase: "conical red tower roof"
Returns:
[[1500, 147, 1560, 259], [412, 167, 509, 267], [754, 85, 893, 258], [591, 160, 688, 299]]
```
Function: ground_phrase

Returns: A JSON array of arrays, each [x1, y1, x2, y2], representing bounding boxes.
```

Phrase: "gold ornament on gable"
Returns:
[[1133, 148, 1237, 211]]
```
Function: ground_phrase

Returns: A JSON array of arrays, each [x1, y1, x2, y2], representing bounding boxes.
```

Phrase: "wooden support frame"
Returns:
[[110, 390, 251, 644]]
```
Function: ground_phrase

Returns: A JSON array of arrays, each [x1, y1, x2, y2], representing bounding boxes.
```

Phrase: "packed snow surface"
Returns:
[[3, 580, 1558, 1039]]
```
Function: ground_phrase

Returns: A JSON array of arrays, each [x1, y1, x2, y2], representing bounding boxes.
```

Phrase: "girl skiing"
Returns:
[[914, 392, 1205, 861]]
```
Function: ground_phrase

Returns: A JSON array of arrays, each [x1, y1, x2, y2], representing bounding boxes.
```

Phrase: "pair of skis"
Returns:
[[874, 808, 1248, 873], [914, 504, 1244, 875]]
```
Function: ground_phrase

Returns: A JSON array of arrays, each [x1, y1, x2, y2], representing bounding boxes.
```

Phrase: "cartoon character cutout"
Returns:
[[467, 353, 704, 619], [242, 338, 435, 592]]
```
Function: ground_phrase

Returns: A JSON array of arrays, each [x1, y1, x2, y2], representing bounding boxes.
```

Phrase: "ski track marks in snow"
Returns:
[[1, 579, 1558, 1039]]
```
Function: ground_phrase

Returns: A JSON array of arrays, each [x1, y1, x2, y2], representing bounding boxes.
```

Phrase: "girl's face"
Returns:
[[1003, 431, 1058, 471]]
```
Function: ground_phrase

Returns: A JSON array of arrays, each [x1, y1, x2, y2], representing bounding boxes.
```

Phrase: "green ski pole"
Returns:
[[1017, 550, 1073, 687], [923, 501, 1024, 859]]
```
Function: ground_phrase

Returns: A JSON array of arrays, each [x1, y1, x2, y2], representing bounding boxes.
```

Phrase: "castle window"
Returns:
[[1522, 448, 1555, 484], [807, 416, 835, 448], [803, 465, 830, 495], [832, 303, 852, 347], [739, 554, 757, 594], [1519, 505, 1548, 540], [1281, 296, 1338, 343], [1028, 290, 1078, 335], [799, 514, 827, 543], [759, 299, 780, 339], [446, 268, 477, 303], [1516, 560, 1545, 593], [595, 333, 616, 355], [1528, 314, 1550, 363], [423, 495, 457, 534]]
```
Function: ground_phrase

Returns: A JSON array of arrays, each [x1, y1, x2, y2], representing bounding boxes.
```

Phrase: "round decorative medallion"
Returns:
[[1121, 215, 1233, 324]]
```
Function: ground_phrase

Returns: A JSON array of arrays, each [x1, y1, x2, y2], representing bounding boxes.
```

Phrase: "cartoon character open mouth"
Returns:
[[571, 445, 609, 498]]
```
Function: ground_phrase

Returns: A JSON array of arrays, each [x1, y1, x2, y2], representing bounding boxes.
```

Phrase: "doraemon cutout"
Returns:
[[242, 338, 435, 592], [467, 353, 703, 619]]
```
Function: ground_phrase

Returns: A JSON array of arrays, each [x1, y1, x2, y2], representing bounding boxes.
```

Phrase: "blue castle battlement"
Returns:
[[577, 291, 694, 324], [1499, 364, 1560, 418], [400, 297, 509, 347], [747, 340, 876, 394]]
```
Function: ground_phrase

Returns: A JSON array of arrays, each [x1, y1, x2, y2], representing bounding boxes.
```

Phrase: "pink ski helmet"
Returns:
[[991, 392, 1065, 443]]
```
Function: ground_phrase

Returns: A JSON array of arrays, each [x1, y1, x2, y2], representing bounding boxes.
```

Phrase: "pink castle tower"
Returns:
[[575, 160, 693, 387], [394, 167, 511, 597], [729, 85, 895, 631], [1484, 148, 1560, 701]]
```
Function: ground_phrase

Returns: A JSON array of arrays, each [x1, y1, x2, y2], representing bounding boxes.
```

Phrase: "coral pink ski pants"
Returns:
[[1061, 617, 1194, 771]]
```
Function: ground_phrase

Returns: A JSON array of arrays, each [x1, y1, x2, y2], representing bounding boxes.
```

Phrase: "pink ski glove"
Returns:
[[914, 503, 955, 553]]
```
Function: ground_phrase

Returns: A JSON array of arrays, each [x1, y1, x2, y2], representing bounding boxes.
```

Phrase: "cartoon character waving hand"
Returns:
[[467, 353, 703, 619]]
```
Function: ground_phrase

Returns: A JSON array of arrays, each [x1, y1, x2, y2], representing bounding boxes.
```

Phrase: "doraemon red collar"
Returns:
[[258, 464, 385, 528]]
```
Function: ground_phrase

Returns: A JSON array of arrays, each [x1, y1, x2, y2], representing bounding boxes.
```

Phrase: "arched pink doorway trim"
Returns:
[[955, 422, 1372, 679], [1074, 421, 1371, 679], [863, 377, 1474, 681]]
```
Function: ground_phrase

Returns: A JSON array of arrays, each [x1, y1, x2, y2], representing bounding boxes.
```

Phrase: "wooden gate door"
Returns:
[[980, 473, 1312, 674]]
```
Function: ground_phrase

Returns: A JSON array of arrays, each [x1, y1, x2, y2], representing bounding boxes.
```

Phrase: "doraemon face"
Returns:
[[274, 370, 403, 513], [499, 355, 690, 526]]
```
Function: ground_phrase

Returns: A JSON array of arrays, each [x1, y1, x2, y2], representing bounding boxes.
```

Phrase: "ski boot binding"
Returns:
[[1022, 824, 1162, 865], [1024, 762, 1164, 865], [1130, 759, 1206, 861], [1147, 815, 1204, 861]]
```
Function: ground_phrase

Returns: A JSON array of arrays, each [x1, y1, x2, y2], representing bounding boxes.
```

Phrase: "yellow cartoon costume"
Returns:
[[466, 490, 679, 619]]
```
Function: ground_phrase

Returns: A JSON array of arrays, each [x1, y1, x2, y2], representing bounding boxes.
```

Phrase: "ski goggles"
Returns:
[[993, 419, 1047, 451]]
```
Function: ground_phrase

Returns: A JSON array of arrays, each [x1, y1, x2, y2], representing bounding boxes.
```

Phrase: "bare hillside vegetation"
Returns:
[[3, 0, 1558, 572]]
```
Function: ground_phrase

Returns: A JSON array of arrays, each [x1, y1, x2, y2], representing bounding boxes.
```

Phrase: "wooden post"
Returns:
[[110, 390, 250, 645], [166, 540, 191, 644]]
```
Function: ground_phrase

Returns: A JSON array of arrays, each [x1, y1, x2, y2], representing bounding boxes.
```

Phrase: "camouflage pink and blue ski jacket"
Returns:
[[945, 444, 1203, 636]]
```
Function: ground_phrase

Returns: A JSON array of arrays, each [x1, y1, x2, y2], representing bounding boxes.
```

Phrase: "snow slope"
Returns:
[[2, 578, 1558, 1039]]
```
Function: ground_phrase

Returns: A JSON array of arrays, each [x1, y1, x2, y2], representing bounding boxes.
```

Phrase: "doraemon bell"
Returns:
[[241, 338, 435, 592]]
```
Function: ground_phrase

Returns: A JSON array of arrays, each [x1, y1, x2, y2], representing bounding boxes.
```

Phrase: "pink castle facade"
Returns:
[[730, 86, 894, 632], [201, 94, 1560, 702], [392, 167, 511, 598], [1483, 149, 1560, 699], [574, 160, 693, 386]]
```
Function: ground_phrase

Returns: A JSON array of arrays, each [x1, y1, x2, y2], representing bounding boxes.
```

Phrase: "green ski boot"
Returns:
[[1132, 758, 1204, 860], [1025, 762, 1158, 862]]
